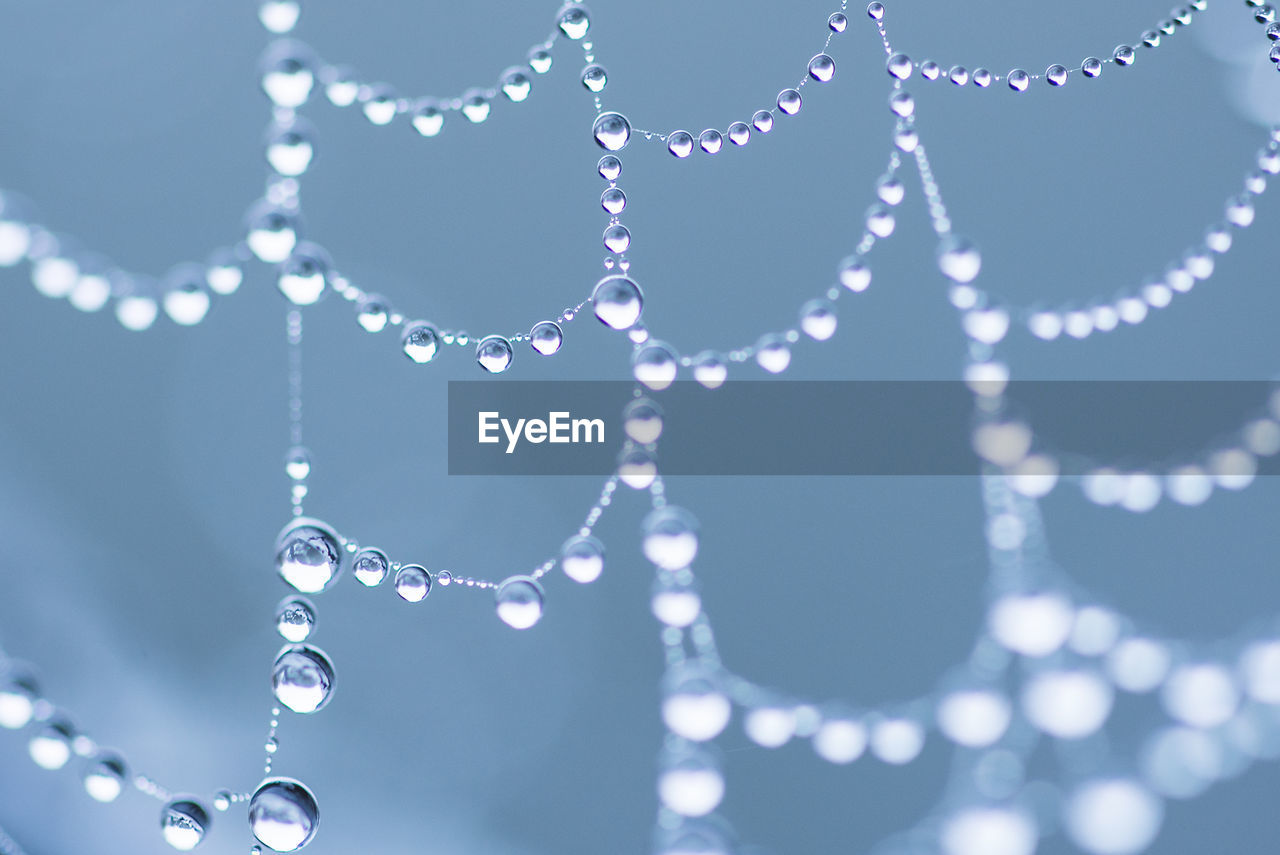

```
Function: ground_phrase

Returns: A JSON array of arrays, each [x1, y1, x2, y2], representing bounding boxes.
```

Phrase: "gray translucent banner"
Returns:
[[447, 381, 1280, 476]]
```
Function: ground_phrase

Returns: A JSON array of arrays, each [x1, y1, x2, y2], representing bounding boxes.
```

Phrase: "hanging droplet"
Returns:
[[755, 334, 791, 374], [698, 129, 723, 154], [600, 187, 627, 215], [260, 41, 315, 108], [973, 68, 993, 87], [623, 397, 664, 443], [643, 506, 699, 570], [394, 565, 431, 602], [1081, 57, 1103, 78], [352, 548, 389, 587], [651, 573, 701, 627], [284, 446, 310, 481], [633, 341, 679, 390], [275, 596, 316, 643], [560, 534, 605, 584], [937, 235, 982, 283], [949, 65, 970, 86], [657, 747, 724, 817], [829, 12, 848, 32], [83, 753, 128, 803], [529, 321, 563, 355], [460, 89, 491, 124], [0, 669, 40, 729], [597, 155, 622, 180], [476, 335, 514, 373], [808, 54, 835, 82], [691, 351, 727, 389], [249, 778, 320, 853], [245, 203, 299, 264], [618, 446, 657, 489], [528, 46, 553, 74], [592, 274, 643, 329], [411, 99, 444, 137], [603, 224, 631, 253], [259, 0, 300, 33], [29, 719, 73, 769], [1113, 45, 1136, 66], [274, 518, 344, 594], [752, 110, 774, 133], [667, 130, 695, 158], [1007, 69, 1030, 91], [776, 89, 802, 115], [355, 296, 390, 333], [1045, 64, 1069, 86], [887, 53, 914, 80], [161, 799, 211, 851], [272, 644, 335, 714], [402, 321, 441, 363], [727, 122, 750, 146], [800, 299, 837, 341], [888, 91, 915, 118], [495, 576, 545, 629], [867, 2, 885, 20], [205, 249, 244, 296], [663, 664, 732, 741], [116, 290, 160, 331], [213, 790, 233, 812], [581, 64, 607, 92], [500, 67, 532, 102], [556, 3, 591, 39], [877, 175, 905, 206], [163, 265, 212, 326], [277, 243, 331, 306], [359, 83, 399, 125], [593, 112, 631, 151], [266, 118, 316, 177], [865, 204, 895, 238], [1064, 779, 1162, 855], [838, 256, 872, 292], [323, 67, 358, 107]]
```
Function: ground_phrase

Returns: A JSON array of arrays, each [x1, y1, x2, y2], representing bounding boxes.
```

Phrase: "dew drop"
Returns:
[[663, 664, 731, 742], [495, 576, 545, 629], [727, 122, 750, 146], [500, 66, 532, 102], [352, 547, 389, 587], [581, 64, 607, 93], [1082, 57, 1103, 78], [275, 596, 316, 643], [28, 719, 73, 769], [529, 47, 554, 74], [937, 235, 982, 283], [0, 670, 41, 729], [755, 334, 791, 374], [1046, 64, 1069, 86], [411, 99, 444, 137], [651, 573, 701, 627], [867, 3, 885, 20], [667, 130, 695, 158], [556, 3, 591, 39], [973, 68, 993, 87], [272, 644, 335, 714], [949, 65, 970, 86], [1064, 779, 1162, 855], [163, 265, 212, 326], [1113, 45, 1136, 66], [274, 519, 343, 594], [799, 299, 837, 341], [751, 110, 774, 133], [829, 12, 848, 32], [560, 534, 605, 584], [476, 335, 514, 373], [657, 747, 724, 817], [592, 274, 644, 329], [623, 397, 664, 443], [603, 224, 631, 253], [324, 67, 358, 107], [597, 155, 622, 180], [776, 89, 803, 115], [260, 41, 315, 108], [643, 506, 699, 570], [249, 777, 319, 852], [401, 321, 441, 363], [698, 129, 723, 154], [245, 203, 298, 264], [460, 89, 491, 124], [277, 243, 331, 306], [360, 83, 398, 125], [887, 53, 913, 80], [259, 0, 300, 33], [593, 112, 631, 151], [600, 187, 627, 215], [355, 296, 390, 332], [865, 204, 896, 238], [808, 54, 836, 83], [633, 341, 679, 390], [1007, 69, 1030, 91], [692, 351, 727, 389], [161, 799, 211, 851], [529, 321, 564, 355]]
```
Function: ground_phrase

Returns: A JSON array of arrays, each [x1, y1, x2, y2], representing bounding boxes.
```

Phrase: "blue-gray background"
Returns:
[[1, 2, 1279, 853]]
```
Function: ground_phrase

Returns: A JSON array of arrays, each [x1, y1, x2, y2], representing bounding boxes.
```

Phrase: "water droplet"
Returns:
[[776, 88, 803, 115], [888, 92, 915, 119], [865, 204, 896, 238], [29, 719, 73, 769], [249, 778, 319, 852], [658, 746, 723, 817], [1064, 779, 1162, 855], [751, 110, 774, 133], [476, 335, 514, 373], [274, 518, 344, 594], [799, 299, 837, 341], [618, 446, 657, 489], [411, 99, 444, 137], [402, 321, 441, 363], [643, 506, 699, 570], [526, 321, 563, 356], [593, 112, 631, 150], [592, 274, 643, 329], [556, 3, 591, 39], [867, 2, 885, 20], [265, 118, 315, 177], [1113, 45, 1136, 66], [528, 47, 553, 74], [495, 576, 544, 629], [272, 644, 335, 714], [352, 295, 389, 333], [156, 803, 213, 854], [163, 264, 212, 326], [212, 790, 233, 812], [949, 65, 970, 86], [973, 68, 993, 87], [277, 243, 331, 306], [560, 535, 605, 584], [351, 548, 389, 587], [500, 66, 532, 102], [937, 235, 982, 283], [1226, 194, 1255, 228], [663, 664, 731, 741], [936, 690, 1011, 747], [623, 397, 663, 444], [655, 822, 732, 855], [390, 564, 430, 602], [698, 129, 723, 154], [356, 83, 398, 125], [259, 0, 300, 33], [245, 202, 298, 264], [887, 53, 913, 80], [691, 351, 727, 389], [1046, 64, 1068, 86], [260, 41, 315, 108], [597, 155, 622, 180], [808, 54, 835, 82], [603, 224, 631, 253], [600, 187, 627, 215], [726, 122, 750, 146], [1080, 57, 1103, 79], [813, 716, 867, 764], [1007, 69, 1030, 91], [633, 341, 679, 390], [829, 12, 848, 32], [206, 249, 243, 295], [0, 669, 40, 729], [275, 596, 316, 643], [651, 573, 701, 627], [667, 130, 694, 158], [1161, 663, 1239, 728], [1023, 670, 1113, 738], [870, 717, 925, 764], [940, 808, 1037, 855], [264, 737, 278, 754], [460, 89, 491, 123], [755, 334, 791, 373], [284, 446, 310, 481], [581, 64, 607, 92]]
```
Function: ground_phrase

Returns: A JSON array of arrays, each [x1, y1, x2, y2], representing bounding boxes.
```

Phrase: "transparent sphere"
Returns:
[[402, 322, 441, 363], [812, 716, 867, 764], [870, 717, 925, 764], [663, 664, 732, 741], [495, 576, 545, 629], [530, 321, 564, 355], [83, 753, 128, 803], [265, 118, 315, 177], [598, 155, 622, 180], [887, 53, 914, 79], [259, 0, 300, 34], [593, 112, 631, 151], [249, 778, 319, 852], [867, 2, 885, 19], [651, 573, 701, 627], [285, 445, 311, 480], [777, 88, 802, 115], [839, 256, 872, 292], [560, 534, 605, 583], [581, 64, 608, 92], [259, 40, 315, 108], [691, 351, 727, 389], [460, 89, 490, 124], [1082, 57, 1103, 78], [751, 110, 774, 133], [1161, 663, 1239, 728], [528, 47, 553, 74], [161, 799, 211, 851], [865, 204, 896, 238], [988, 591, 1073, 656], [500, 66, 532, 102], [698, 129, 723, 155], [357, 83, 398, 125], [755, 334, 791, 374], [633, 341, 679, 390], [275, 518, 344, 593], [888, 91, 914, 119], [245, 202, 299, 264], [643, 506, 699, 570], [655, 821, 733, 855], [355, 295, 390, 333], [877, 174, 906, 205], [744, 702, 796, 748], [601, 187, 627, 215], [973, 68, 993, 87], [1046, 64, 1069, 86], [352, 548, 389, 587], [556, 3, 591, 39], [667, 131, 695, 158], [604, 223, 632, 253], [1064, 779, 1162, 855], [323, 67, 358, 107], [727, 122, 750, 146], [0, 669, 41, 729], [658, 747, 724, 817], [949, 65, 970, 86], [277, 243, 332, 306], [921, 60, 941, 80], [476, 335, 514, 374], [808, 54, 836, 82], [592, 275, 644, 329], [275, 596, 316, 643], [411, 99, 444, 137], [1113, 45, 1136, 66], [623, 397, 664, 443], [618, 446, 657, 490], [29, 720, 73, 769], [937, 235, 982, 283], [207, 248, 246, 293], [163, 264, 212, 326], [829, 12, 848, 32], [394, 565, 431, 602], [272, 644, 335, 714], [1007, 69, 1030, 91]]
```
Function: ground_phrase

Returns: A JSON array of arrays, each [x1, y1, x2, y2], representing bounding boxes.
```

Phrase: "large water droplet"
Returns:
[[402, 322, 441, 363], [667, 130, 695, 158], [597, 155, 622, 180], [161, 799, 211, 851], [938, 235, 982, 283], [755, 334, 791, 374], [163, 264, 212, 326], [887, 53, 914, 79], [556, 3, 591, 39], [1007, 69, 1030, 91], [411, 99, 444, 137], [691, 352, 727, 389], [658, 747, 723, 817], [275, 596, 316, 643], [776, 89, 802, 115], [249, 778, 319, 852], [643, 506, 699, 570], [581, 64, 607, 92], [593, 112, 631, 151], [274, 518, 344, 594], [808, 54, 836, 82], [245, 203, 299, 264], [528, 47, 553, 74], [394, 565, 431, 602], [800, 299, 837, 341], [560, 534, 605, 583], [1064, 779, 1162, 855], [592, 274, 643, 329], [663, 664, 731, 741], [1046, 64, 1069, 86], [698, 129, 723, 155], [476, 335, 514, 373], [623, 397, 664, 443], [603, 224, 631, 253], [460, 89, 490, 124], [500, 67, 532, 102], [727, 122, 750, 146], [272, 644, 335, 714], [352, 548, 389, 587], [751, 110, 774, 133], [495, 576, 545, 629], [651, 573, 701, 627], [29, 719, 73, 769], [83, 752, 128, 803], [633, 341, 679, 390], [529, 321, 563, 355], [600, 187, 626, 215], [260, 41, 315, 108], [266, 118, 315, 177]]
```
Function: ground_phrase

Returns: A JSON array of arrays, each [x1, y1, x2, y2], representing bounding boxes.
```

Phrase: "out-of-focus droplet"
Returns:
[[495, 576, 545, 629]]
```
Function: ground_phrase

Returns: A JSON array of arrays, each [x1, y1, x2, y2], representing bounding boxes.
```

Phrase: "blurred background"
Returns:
[[1, 1, 1279, 853]]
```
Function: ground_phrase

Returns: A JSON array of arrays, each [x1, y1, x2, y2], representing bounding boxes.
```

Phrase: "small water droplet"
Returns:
[[691, 352, 727, 389], [500, 67, 532, 102], [800, 299, 837, 341], [83, 753, 128, 803], [1045, 64, 1069, 86], [411, 99, 444, 136], [643, 506, 699, 570], [161, 799, 211, 851], [460, 88, 491, 123], [581, 64, 607, 92], [937, 235, 982, 283], [603, 224, 631, 253], [277, 243, 332, 306], [402, 321, 441, 363], [887, 53, 913, 80], [667, 130, 694, 158], [633, 341, 679, 390], [476, 335, 514, 373], [829, 12, 848, 32], [751, 110, 774, 133], [260, 41, 315, 108], [561, 534, 605, 583], [495, 576, 545, 629], [592, 274, 643, 329], [360, 83, 399, 125], [597, 155, 622, 180], [529, 321, 563, 355], [698, 129, 723, 154]]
